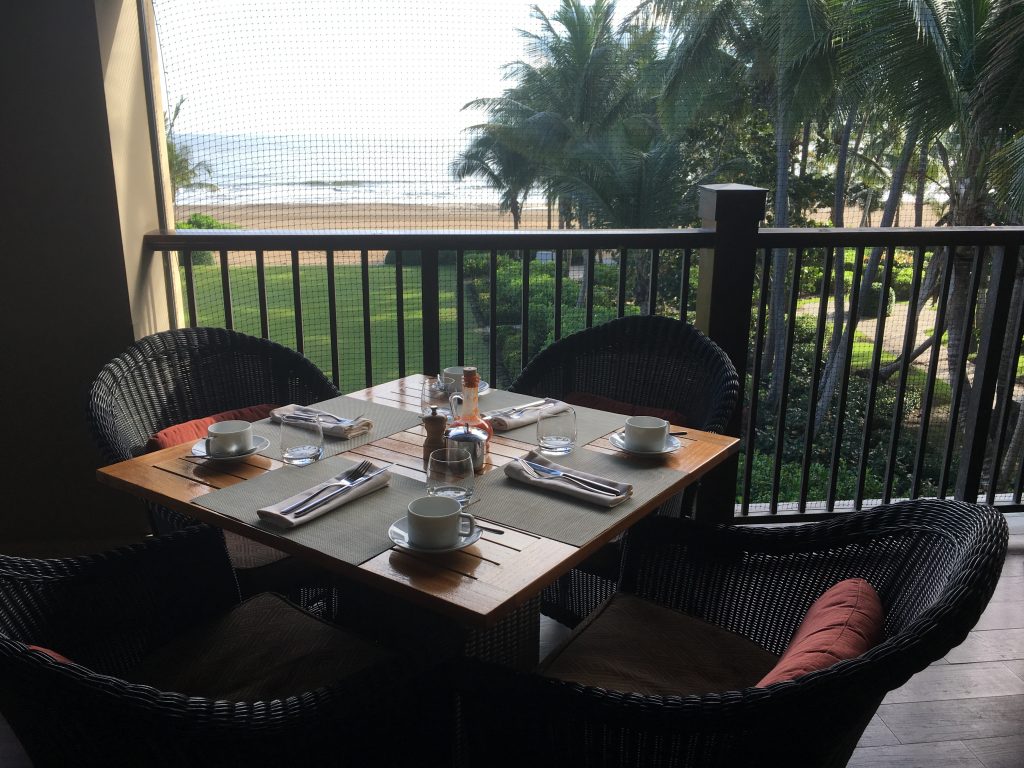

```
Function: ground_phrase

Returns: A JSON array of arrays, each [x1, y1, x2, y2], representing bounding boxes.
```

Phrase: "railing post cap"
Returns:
[[699, 184, 768, 223]]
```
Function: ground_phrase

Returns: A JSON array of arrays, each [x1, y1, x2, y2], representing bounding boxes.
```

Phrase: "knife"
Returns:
[[290, 464, 391, 519]]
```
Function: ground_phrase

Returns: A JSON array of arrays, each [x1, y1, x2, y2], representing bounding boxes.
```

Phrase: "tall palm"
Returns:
[[452, 132, 536, 229]]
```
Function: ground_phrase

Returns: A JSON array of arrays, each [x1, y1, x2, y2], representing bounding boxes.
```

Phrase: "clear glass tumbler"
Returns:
[[537, 406, 577, 455], [426, 447, 475, 503], [421, 375, 454, 417], [280, 413, 324, 465]]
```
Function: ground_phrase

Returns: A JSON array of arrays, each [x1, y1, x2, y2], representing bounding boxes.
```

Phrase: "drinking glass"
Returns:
[[421, 375, 454, 417], [426, 447, 475, 503], [280, 413, 323, 465], [537, 406, 576, 455]]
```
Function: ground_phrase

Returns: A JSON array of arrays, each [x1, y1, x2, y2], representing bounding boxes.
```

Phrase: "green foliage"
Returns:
[[174, 213, 238, 266], [858, 282, 896, 319]]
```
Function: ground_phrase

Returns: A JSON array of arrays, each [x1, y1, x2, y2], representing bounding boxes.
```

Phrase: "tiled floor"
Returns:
[[3, 513, 1022, 766]]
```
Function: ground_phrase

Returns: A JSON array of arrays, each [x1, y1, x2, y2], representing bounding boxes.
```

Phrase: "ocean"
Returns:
[[175, 131, 505, 208]]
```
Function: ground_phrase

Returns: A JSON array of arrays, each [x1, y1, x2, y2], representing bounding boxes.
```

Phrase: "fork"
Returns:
[[280, 460, 372, 515], [488, 399, 553, 419], [293, 409, 364, 425], [516, 458, 620, 496]]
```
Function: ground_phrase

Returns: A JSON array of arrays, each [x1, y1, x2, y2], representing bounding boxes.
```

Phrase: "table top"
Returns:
[[97, 374, 738, 629]]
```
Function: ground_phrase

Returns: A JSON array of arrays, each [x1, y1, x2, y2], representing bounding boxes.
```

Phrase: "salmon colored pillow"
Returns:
[[757, 578, 883, 687], [145, 404, 278, 452], [28, 645, 72, 664], [563, 392, 685, 427]]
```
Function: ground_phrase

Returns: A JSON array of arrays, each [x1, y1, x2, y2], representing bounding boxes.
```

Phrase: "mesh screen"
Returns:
[[153, 0, 640, 231]]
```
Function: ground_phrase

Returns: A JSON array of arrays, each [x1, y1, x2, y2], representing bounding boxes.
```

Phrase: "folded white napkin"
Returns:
[[257, 467, 390, 529], [503, 451, 632, 507], [271, 404, 373, 439], [486, 399, 569, 432]]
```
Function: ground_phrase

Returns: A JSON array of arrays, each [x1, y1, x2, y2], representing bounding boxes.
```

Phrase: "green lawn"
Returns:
[[184, 263, 492, 393]]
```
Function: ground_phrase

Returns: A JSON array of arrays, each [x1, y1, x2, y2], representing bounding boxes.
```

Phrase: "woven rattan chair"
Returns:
[[459, 499, 1008, 767], [0, 525, 445, 767], [510, 315, 739, 625]]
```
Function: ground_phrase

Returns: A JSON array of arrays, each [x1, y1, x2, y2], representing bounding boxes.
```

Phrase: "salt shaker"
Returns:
[[422, 406, 447, 470]]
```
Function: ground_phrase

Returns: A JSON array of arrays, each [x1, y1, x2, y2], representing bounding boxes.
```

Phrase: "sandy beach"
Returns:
[[177, 202, 554, 232]]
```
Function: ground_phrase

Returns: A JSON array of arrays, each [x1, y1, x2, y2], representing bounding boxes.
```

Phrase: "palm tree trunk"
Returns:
[[833, 108, 855, 227], [915, 138, 929, 227], [799, 120, 812, 178]]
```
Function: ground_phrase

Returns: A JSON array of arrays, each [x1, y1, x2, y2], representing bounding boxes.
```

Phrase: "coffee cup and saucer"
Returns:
[[609, 416, 681, 456], [441, 366, 490, 395], [191, 420, 269, 461], [388, 496, 482, 553]]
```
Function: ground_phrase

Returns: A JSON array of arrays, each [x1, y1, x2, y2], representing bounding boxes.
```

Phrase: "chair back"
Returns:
[[510, 315, 738, 433], [88, 327, 338, 461]]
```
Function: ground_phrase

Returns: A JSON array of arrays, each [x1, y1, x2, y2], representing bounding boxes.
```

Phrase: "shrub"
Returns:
[[175, 213, 238, 266], [857, 282, 895, 319]]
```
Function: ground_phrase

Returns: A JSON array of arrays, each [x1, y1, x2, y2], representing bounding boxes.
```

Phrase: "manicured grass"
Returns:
[[184, 263, 491, 393]]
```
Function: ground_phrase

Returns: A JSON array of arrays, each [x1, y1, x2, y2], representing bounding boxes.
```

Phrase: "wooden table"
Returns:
[[98, 375, 738, 640]]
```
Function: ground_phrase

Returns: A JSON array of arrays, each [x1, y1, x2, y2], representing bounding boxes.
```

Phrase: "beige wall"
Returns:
[[0, 0, 166, 547]]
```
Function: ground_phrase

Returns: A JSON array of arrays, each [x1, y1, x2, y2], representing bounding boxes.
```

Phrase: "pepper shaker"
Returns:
[[422, 406, 447, 470]]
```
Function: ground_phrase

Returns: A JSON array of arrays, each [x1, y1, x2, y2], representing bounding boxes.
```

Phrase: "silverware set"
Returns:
[[516, 457, 620, 496], [487, 399, 555, 419], [283, 460, 390, 519], [289, 409, 364, 426]]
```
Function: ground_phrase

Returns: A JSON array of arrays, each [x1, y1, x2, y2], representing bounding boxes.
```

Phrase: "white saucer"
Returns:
[[609, 432, 681, 456], [388, 517, 483, 553], [191, 435, 270, 461]]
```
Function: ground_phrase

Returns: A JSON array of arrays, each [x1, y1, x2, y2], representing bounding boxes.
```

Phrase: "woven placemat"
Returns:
[[252, 395, 422, 460], [194, 455, 428, 565], [482, 390, 626, 447], [473, 448, 685, 547]]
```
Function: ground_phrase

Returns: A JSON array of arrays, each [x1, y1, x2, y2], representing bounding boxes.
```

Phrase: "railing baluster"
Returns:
[[420, 248, 440, 378], [617, 248, 627, 318], [326, 249, 340, 386], [827, 245, 865, 511], [799, 246, 835, 513], [741, 248, 771, 515], [855, 244, 896, 509], [554, 249, 564, 340], [255, 249, 269, 339], [940, 245, 982, 497], [679, 248, 692, 323], [395, 249, 406, 378], [585, 248, 595, 327], [183, 250, 198, 328], [771, 248, 802, 513], [456, 249, 465, 366], [884, 245, 925, 503], [648, 248, 660, 315], [522, 250, 531, 370], [911, 246, 956, 498], [219, 249, 233, 330], [361, 249, 373, 388], [290, 249, 303, 354], [489, 249, 498, 380]]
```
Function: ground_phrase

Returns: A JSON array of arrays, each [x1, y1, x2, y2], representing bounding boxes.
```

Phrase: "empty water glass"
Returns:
[[426, 447, 475, 503], [421, 375, 454, 417], [281, 413, 323, 465], [537, 406, 576, 455]]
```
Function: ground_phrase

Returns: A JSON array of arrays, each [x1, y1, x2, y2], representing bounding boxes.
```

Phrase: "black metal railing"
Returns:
[[144, 185, 1024, 522]]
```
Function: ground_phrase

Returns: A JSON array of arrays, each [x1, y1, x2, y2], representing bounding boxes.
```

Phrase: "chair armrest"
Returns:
[[619, 501, 1007, 655], [0, 525, 239, 672]]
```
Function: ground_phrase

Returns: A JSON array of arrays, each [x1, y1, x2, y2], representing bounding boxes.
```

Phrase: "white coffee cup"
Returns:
[[443, 366, 465, 393], [407, 495, 475, 549], [623, 415, 669, 452], [205, 420, 254, 457]]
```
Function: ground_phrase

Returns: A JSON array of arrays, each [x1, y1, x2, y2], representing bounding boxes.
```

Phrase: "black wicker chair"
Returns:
[[87, 327, 340, 601], [458, 499, 1008, 767], [509, 315, 739, 625], [0, 525, 445, 767]]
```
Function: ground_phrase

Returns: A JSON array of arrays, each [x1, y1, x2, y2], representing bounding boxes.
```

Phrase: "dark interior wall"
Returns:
[[0, 1, 150, 544]]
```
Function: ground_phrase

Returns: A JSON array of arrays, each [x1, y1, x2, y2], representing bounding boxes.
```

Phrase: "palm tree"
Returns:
[[452, 132, 536, 229], [164, 96, 212, 203]]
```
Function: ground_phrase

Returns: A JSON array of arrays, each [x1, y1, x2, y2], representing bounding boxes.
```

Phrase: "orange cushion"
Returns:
[[563, 392, 684, 426], [145, 404, 278, 452], [757, 578, 883, 687], [27, 644, 72, 664]]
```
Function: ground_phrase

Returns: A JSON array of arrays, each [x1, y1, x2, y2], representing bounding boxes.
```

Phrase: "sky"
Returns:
[[154, 0, 644, 137]]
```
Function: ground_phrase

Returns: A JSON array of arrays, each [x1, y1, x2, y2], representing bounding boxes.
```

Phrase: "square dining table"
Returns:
[[97, 374, 738, 668]]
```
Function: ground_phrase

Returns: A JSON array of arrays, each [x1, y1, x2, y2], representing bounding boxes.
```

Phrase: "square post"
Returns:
[[694, 184, 767, 523]]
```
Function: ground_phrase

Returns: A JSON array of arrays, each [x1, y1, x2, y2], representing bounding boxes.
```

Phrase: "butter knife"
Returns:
[[290, 464, 391, 519]]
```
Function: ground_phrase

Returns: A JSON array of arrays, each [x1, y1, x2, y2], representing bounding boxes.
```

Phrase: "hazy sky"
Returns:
[[155, 0, 643, 136]]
